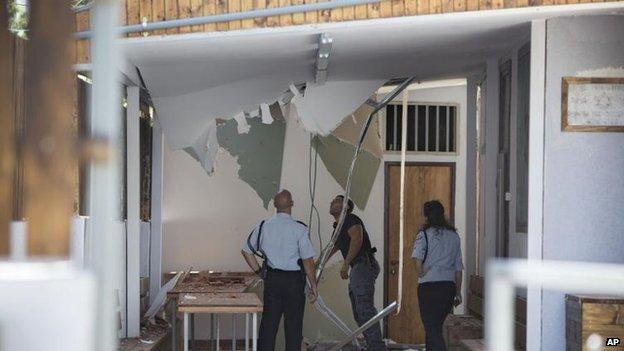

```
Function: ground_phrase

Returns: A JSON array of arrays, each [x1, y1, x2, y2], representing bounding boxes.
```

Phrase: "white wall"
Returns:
[[161, 81, 469, 342], [162, 144, 272, 274], [163, 140, 274, 339], [539, 15, 624, 351]]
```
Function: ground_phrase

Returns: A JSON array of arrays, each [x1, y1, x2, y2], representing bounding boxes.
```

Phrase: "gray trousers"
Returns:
[[348, 257, 386, 351]]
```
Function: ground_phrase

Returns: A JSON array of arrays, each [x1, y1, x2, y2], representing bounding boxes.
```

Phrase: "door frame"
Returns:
[[382, 161, 456, 337]]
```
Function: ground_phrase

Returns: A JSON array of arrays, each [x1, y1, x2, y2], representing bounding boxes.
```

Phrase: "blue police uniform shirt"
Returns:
[[242, 212, 316, 271], [411, 227, 463, 283]]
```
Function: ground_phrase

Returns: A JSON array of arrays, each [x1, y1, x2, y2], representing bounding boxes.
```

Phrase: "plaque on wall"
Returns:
[[561, 77, 624, 132]]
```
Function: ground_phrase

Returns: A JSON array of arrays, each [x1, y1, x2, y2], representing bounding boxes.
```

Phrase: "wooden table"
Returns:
[[167, 272, 261, 351], [178, 293, 263, 351]]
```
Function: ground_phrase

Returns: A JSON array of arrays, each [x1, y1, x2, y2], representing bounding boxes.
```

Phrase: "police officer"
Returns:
[[411, 200, 463, 351], [325, 195, 386, 351], [241, 189, 318, 351]]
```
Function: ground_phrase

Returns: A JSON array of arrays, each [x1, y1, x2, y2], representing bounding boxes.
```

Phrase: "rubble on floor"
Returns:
[[308, 339, 425, 351], [119, 319, 169, 351]]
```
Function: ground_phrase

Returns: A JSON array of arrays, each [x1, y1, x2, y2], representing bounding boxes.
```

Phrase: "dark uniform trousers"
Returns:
[[417, 281, 456, 351], [259, 268, 306, 351], [348, 257, 386, 351]]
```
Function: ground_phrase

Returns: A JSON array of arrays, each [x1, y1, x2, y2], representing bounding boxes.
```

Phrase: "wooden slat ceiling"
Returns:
[[74, 0, 623, 64]]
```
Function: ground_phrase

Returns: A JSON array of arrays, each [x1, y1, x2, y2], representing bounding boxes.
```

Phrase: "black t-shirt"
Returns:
[[333, 213, 373, 266]]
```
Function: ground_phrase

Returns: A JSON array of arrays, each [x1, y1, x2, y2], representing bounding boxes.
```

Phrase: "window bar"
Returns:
[[393, 105, 398, 151], [425, 105, 429, 152], [414, 105, 418, 152], [446, 106, 450, 152], [436, 106, 440, 152]]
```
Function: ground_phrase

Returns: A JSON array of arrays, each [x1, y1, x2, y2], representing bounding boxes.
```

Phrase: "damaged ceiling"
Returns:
[[122, 3, 624, 202], [217, 118, 287, 209]]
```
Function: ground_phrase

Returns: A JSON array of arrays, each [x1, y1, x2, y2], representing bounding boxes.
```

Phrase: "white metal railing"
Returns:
[[486, 259, 624, 351]]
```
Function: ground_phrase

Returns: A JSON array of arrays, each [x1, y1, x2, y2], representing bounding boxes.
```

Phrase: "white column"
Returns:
[[89, 1, 122, 350], [149, 122, 164, 303], [126, 85, 141, 338], [527, 19, 547, 351]]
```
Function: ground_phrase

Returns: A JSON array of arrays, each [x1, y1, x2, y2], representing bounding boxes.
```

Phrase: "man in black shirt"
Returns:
[[325, 195, 386, 351]]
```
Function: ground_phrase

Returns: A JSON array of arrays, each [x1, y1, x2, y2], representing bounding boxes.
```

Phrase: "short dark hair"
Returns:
[[336, 195, 354, 213]]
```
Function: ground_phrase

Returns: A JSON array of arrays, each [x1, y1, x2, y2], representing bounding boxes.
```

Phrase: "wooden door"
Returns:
[[385, 163, 455, 344]]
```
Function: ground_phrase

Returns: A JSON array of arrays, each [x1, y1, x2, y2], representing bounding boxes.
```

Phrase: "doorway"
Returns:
[[384, 162, 455, 344], [497, 60, 512, 257]]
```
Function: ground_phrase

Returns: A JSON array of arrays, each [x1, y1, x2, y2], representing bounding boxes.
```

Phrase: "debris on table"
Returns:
[[169, 271, 259, 294]]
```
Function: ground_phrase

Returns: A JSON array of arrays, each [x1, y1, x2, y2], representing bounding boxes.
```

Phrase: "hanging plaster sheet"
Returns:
[[217, 118, 286, 208], [182, 119, 219, 174], [313, 135, 380, 209], [148, 76, 298, 151], [293, 80, 386, 136], [330, 103, 383, 159]]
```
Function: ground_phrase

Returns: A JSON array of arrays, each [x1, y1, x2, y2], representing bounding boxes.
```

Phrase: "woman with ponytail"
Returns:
[[411, 200, 464, 351]]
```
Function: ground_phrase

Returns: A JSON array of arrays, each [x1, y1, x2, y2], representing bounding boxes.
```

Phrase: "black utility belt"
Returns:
[[267, 266, 304, 274]]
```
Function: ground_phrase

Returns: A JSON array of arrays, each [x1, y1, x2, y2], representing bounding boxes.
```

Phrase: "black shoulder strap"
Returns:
[[422, 230, 429, 264], [247, 221, 266, 259], [296, 220, 308, 227]]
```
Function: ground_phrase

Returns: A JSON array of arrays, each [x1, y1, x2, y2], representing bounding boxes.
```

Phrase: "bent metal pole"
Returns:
[[328, 301, 399, 351], [315, 77, 415, 282]]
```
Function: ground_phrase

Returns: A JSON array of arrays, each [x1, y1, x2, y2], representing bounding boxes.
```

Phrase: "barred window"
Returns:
[[385, 103, 457, 153]]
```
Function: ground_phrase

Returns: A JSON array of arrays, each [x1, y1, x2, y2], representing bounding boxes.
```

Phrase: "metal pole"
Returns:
[[90, 0, 121, 350], [184, 312, 189, 351], [328, 302, 398, 351], [74, 0, 382, 39]]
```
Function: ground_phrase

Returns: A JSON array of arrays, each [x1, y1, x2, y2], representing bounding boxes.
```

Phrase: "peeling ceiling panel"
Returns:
[[122, 5, 623, 173], [331, 103, 383, 159], [146, 75, 305, 151], [293, 80, 385, 136], [313, 135, 380, 210], [217, 117, 287, 208]]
